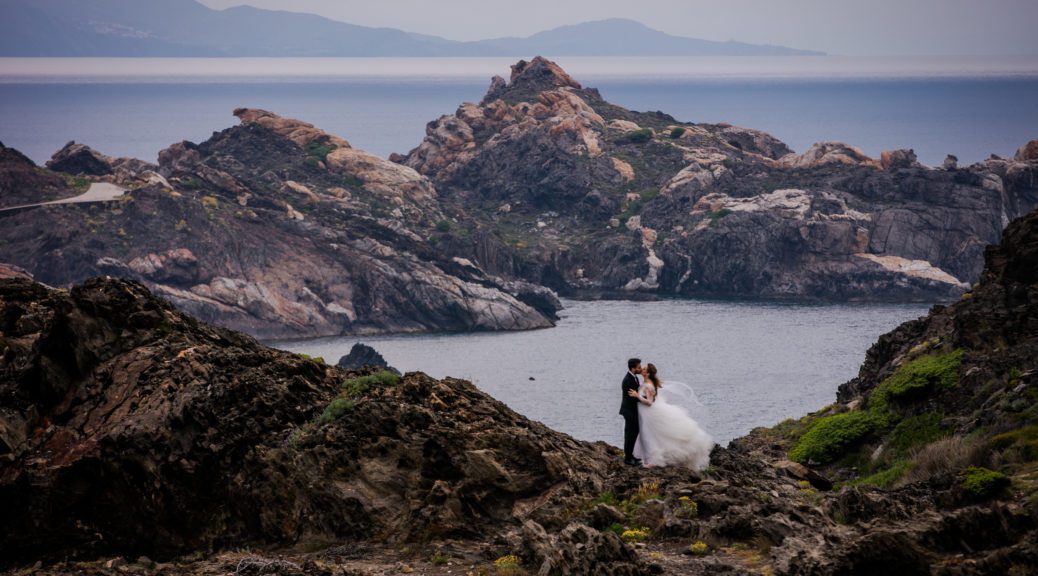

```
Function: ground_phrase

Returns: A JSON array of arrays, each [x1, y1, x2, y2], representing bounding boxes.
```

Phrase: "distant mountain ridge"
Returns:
[[0, 0, 823, 57]]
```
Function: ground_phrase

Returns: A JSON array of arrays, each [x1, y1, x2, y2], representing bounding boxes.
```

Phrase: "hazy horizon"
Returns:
[[196, 0, 1038, 57]]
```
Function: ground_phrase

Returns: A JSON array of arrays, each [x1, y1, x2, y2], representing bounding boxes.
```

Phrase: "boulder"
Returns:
[[46, 141, 114, 176]]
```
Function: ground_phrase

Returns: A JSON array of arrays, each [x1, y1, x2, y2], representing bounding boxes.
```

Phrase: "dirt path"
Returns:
[[0, 182, 126, 212]]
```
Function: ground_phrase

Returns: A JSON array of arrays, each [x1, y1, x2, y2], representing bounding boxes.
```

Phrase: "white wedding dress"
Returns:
[[633, 381, 714, 470]]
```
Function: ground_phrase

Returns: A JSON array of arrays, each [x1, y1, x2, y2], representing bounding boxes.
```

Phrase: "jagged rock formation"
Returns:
[[2, 207, 1037, 575], [336, 342, 397, 373], [397, 57, 1038, 302], [0, 111, 558, 338]]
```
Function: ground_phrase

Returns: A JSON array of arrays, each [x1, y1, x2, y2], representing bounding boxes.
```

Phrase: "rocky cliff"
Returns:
[[0, 111, 558, 338], [3, 208, 1037, 575], [397, 57, 1038, 302]]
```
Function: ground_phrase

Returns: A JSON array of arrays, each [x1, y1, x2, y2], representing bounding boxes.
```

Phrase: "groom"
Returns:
[[619, 357, 642, 466]]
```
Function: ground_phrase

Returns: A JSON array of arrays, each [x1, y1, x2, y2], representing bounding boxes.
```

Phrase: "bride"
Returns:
[[630, 363, 714, 470]]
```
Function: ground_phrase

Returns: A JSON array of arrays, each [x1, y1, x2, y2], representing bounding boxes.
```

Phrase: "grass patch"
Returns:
[[436, 219, 452, 233], [296, 352, 325, 364], [855, 459, 912, 488], [959, 466, 1010, 498], [789, 411, 875, 465], [669, 127, 687, 139], [430, 552, 450, 566]]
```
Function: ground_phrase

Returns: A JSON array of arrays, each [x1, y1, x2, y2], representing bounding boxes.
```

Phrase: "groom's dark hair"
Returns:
[[628, 358, 641, 370]]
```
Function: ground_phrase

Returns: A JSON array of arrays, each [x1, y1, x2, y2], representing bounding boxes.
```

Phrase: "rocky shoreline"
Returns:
[[2, 204, 1037, 574]]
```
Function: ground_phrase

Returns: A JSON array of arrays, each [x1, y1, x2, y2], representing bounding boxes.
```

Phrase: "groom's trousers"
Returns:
[[623, 412, 639, 459]]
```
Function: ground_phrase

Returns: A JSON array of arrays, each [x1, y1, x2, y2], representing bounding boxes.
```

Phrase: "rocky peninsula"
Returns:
[[2, 204, 1036, 574], [0, 112, 559, 339], [398, 57, 1038, 302]]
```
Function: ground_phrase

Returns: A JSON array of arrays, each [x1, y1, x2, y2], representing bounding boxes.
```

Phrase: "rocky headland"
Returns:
[[2, 205, 1037, 574], [0, 111, 558, 339], [397, 57, 1038, 302], [1, 57, 1035, 340]]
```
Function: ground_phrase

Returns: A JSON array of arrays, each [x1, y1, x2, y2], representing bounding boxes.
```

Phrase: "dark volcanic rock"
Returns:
[[0, 142, 77, 208], [336, 342, 397, 373], [47, 141, 115, 176], [0, 112, 558, 338], [0, 277, 615, 566], [398, 58, 1038, 302]]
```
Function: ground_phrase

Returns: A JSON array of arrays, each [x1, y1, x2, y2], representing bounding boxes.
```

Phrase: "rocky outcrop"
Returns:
[[396, 58, 1038, 302], [336, 343, 396, 373], [0, 277, 612, 566], [47, 141, 160, 186], [0, 111, 557, 338], [0, 142, 77, 208]]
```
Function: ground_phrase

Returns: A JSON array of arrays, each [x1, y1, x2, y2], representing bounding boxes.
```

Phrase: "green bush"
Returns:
[[959, 466, 1010, 498], [709, 208, 733, 225], [669, 127, 686, 139], [305, 140, 336, 161], [789, 411, 875, 464], [618, 128, 653, 144], [869, 350, 963, 428], [317, 398, 354, 424], [886, 413, 947, 457], [435, 219, 452, 233], [342, 370, 401, 396]]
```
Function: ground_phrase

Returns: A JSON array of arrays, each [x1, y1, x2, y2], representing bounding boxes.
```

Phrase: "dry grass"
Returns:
[[899, 435, 985, 486]]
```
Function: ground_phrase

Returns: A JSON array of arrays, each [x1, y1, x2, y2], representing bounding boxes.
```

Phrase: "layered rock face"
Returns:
[[0, 111, 557, 338], [398, 57, 1038, 302], [0, 277, 617, 567]]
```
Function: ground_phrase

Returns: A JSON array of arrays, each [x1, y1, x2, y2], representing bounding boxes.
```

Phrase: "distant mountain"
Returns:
[[473, 19, 824, 56], [0, 0, 822, 57]]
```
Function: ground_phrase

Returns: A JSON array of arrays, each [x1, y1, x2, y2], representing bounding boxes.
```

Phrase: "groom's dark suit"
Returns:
[[619, 370, 641, 462]]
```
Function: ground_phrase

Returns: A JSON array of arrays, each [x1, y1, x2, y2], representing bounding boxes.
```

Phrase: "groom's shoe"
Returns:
[[624, 458, 641, 466]]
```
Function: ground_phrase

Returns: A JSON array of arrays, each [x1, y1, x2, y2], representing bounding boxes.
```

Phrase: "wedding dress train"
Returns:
[[633, 381, 713, 470]]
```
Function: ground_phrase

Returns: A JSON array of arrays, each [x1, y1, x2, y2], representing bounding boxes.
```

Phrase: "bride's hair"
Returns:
[[646, 363, 661, 389]]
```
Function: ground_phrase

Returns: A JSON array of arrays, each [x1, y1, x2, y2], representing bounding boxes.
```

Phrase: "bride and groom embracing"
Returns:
[[620, 357, 713, 469]]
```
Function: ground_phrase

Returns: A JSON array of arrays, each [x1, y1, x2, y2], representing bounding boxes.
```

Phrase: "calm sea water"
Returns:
[[271, 299, 930, 447], [0, 56, 1036, 166]]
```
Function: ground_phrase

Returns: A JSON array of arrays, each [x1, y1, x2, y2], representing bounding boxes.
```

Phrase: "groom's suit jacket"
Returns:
[[619, 371, 641, 417]]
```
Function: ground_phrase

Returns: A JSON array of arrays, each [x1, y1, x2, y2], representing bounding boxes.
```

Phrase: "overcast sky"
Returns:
[[195, 0, 1038, 56]]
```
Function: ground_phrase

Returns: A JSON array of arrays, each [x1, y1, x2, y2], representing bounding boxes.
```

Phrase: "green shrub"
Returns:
[[669, 127, 687, 139], [435, 219, 452, 233], [618, 128, 653, 144], [640, 188, 660, 202], [886, 413, 947, 457], [869, 350, 963, 428], [305, 140, 336, 161], [709, 208, 733, 225], [789, 411, 875, 464], [430, 552, 450, 566], [317, 398, 354, 424], [342, 370, 401, 397], [606, 523, 624, 536], [959, 466, 1010, 498]]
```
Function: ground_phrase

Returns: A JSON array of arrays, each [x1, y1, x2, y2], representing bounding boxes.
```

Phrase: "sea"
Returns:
[[1, 56, 1037, 166], [1, 55, 1030, 445], [271, 299, 930, 447]]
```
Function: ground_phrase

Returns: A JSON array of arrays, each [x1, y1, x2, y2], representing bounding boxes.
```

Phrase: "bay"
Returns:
[[270, 299, 930, 447]]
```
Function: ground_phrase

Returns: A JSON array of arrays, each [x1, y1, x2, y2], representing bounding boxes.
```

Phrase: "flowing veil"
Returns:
[[656, 380, 705, 411]]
